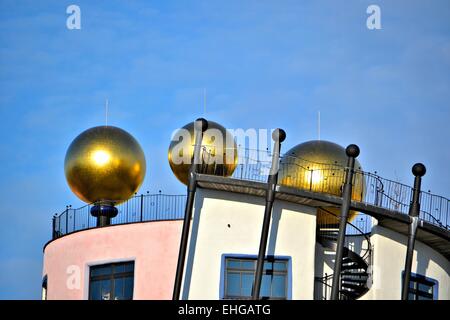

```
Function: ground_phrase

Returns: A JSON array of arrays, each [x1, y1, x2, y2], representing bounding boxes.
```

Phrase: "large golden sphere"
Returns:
[[168, 120, 238, 185], [279, 140, 365, 224], [64, 126, 146, 204]]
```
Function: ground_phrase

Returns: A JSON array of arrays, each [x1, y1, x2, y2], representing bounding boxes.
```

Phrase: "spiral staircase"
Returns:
[[315, 208, 372, 300]]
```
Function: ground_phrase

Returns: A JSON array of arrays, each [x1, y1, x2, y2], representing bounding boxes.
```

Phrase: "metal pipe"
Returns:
[[401, 163, 426, 300], [330, 144, 360, 300], [172, 118, 208, 301], [252, 128, 286, 300]]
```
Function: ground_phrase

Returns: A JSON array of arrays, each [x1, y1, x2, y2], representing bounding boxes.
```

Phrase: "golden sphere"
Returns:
[[64, 126, 146, 204], [168, 120, 238, 185], [279, 140, 365, 224]]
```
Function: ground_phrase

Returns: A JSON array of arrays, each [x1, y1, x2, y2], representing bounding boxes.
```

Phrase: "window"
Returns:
[[89, 261, 134, 300], [222, 256, 290, 300], [41, 275, 48, 300], [402, 272, 438, 300]]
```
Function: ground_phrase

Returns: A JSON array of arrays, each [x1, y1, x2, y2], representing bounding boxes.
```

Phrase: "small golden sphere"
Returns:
[[279, 140, 365, 224], [168, 120, 238, 185], [64, 126, 146, 204]]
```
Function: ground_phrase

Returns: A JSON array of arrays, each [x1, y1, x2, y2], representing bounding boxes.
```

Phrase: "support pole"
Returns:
[[401, 163, 426, 300], [330, 144, 360, 300], [172, 118, 208, 300], [252, 128, 286, 300]]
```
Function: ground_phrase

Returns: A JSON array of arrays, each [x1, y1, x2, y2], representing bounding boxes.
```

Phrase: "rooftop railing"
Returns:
[[52, 194, 186, 239], [229, 147, 449, 230], [51, 147, 449, 239]]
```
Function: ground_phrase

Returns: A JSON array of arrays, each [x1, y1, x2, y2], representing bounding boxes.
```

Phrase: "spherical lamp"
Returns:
[[168, 120, 238, 185], [64, 126, 146, 225], [278, 140, 365, 224]]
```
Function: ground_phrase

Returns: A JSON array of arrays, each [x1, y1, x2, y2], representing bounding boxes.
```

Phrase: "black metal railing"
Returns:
[[226, 147, 449, 231], [52, 194, 187, 239], [314, 208, 373, 300], [51, 147, 449, 239], [314, 273, 333, 301]]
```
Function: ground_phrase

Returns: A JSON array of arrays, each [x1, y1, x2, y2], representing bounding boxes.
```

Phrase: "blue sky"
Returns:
[[0, 0, 449, 299]]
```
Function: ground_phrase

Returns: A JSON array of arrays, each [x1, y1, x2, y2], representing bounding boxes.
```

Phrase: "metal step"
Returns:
[[316, 223, 371, 300], [342, 283, 365, 291], [342, 278, 367, 284], [341, 276, 368, 282], [339, 290, 360, 299], [341, 270, 368, 275], [341, 263, 360, 271]]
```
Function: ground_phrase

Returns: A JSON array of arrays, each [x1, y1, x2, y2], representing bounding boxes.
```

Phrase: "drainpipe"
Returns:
[[330, 144, 360, 300], [252, 128, 286, 300], [172, 118, 208, 300], [401, 163, 426, 300]]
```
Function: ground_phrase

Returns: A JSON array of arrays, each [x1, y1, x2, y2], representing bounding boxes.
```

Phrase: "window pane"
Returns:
[[223, 257, 289, 300], [408, 293, 416, 300], [123, 263, 134, 273], [418, 283, 432, 294], [115, 264, 125, 274], [263, 261, 272, 271], [226, 272, 241, 296], [89, 281, 101, 300], [91, 265, 112, 277], [272, 275, 286, 298], [241, 260, 255, 270], [114, 278, 124, 300], [101, 279, 111, 300], [227, 260, 240, 269], [273, 262, 287, 271], [241, 273, 254, 297], [89, 262, 134, 301], [123, 277, 134, 300], [260, 274, 271, 298]]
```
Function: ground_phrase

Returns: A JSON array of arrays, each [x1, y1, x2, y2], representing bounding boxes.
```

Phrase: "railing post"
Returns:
[[172, 118, 208, 300], [156, 190, 161, 220], [401, 163, 426, 300], [140, 194, 144, 222], [52, 214, 57, 239], [330, 144, 360, 300], [252, 128, 286, 300], [65, 206, 69, 234]]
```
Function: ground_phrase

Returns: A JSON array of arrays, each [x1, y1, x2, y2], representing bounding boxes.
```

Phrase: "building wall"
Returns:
[[42, 220, 182, 300], [42, 190, 450, 300], [183, 188, 317, 300], [361, 225, 450, 300]]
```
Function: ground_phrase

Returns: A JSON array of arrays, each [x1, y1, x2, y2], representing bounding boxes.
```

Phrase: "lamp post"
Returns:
[[252, 128, 286, 300], [401, 163, 426, 300], [330, 144, 360, 300], [172, 118, 208, 300]]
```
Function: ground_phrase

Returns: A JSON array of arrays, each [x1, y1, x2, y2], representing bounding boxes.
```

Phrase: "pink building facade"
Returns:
[[42, 220, 182, 300]]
